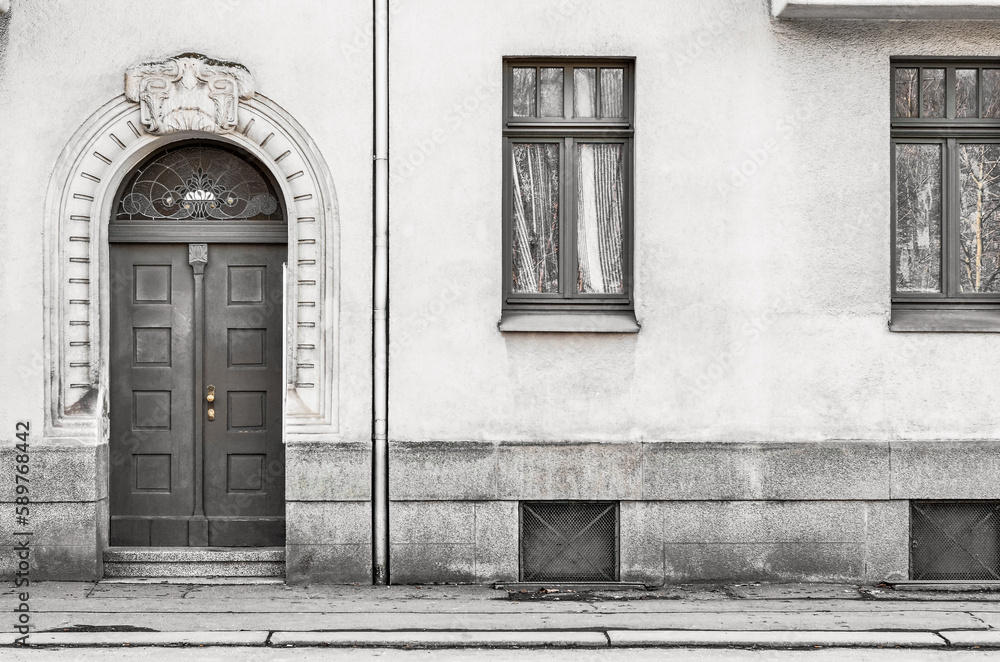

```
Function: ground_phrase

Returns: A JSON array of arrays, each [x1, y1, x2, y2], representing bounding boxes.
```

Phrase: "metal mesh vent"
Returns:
[[520, 502, 618, 582], [911, 501, 1000, 580]]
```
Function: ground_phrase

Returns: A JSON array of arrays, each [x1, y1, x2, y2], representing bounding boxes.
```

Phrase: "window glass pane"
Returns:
[[600, 68, 625, 118], [921, 68, 945, 118], [894, 144, 941, 293], [959, 144, 1000, 293], [895, 68, 919, 118], [577, 143, 624, 294], [957, 69, 979, 118], [983, 70, 1000, 118], [539, 67, 564, 117], [512, 67, 536, 117], [574, 68, 597, 118], [511, 143, 560, 293]]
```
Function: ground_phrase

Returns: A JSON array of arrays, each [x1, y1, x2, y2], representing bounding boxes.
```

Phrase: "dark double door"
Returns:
[[109, 243, 286, 546]]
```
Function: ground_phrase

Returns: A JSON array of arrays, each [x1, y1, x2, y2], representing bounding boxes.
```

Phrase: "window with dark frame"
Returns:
[[501, 58, 636, 332], [891, 60, 1000, 331]]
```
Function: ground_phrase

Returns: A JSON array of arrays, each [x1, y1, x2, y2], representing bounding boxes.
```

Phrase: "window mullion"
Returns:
[[946, 68, 956, 119], [563, 136, 575, 298], [945, 137, 958, 297], [595, 68, 602, 119], [534, 66, 541, 120], [918, 68, 925, 118], [565, 65, 574, 120], [979, 68, 984, 118]]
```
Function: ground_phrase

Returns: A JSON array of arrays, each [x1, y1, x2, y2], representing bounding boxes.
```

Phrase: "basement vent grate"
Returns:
[[911, 501, 1000, 580], [520, 501, 618, 582]]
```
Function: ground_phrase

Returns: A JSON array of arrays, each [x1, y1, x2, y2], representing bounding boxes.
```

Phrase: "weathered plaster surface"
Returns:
[[388, 0, 1000, 444], [0, 0, 373, 580], [0, 0, 373, 448]]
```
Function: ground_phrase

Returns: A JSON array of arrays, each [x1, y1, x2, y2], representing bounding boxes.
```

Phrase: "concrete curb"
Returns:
[[270, 631, 609, 647], [940, 631, 1000, 647], [607, 630, 948, 648], [0, 631, 270, 647], [0, 629, 977, 649]]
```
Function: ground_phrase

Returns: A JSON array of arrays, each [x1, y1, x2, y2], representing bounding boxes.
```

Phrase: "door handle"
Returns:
[[206, 385, 216, 421]]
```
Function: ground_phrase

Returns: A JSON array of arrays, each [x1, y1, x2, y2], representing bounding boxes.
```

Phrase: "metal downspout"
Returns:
[[372, 0, 390, 585]]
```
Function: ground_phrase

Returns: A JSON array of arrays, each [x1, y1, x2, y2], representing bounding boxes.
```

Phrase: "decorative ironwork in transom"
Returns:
[[116, 145, 280, 221]]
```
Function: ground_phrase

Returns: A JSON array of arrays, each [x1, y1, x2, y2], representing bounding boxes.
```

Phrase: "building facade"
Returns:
[[3, 0, 1000, 584]]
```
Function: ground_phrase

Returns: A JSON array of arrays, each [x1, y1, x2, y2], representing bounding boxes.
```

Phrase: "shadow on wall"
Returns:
[[0, 4, 9, 86]]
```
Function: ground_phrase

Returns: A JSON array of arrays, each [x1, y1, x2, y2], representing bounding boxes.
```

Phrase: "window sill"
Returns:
[[890, 306, 1000, 332], [773, 1, 1000, 20], [499, 310, 640, 333]]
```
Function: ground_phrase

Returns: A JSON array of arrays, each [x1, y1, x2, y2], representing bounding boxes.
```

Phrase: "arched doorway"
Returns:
[[108, 142, 287, 547]]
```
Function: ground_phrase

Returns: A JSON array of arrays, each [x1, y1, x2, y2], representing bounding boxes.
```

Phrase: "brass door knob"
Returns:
[[206, 385, 215, 403]]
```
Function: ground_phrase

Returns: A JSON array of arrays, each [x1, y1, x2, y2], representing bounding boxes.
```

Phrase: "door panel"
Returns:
[[203, 244, 285, 546], [110, 244, 195, 546], [110, 243, 285, 547]]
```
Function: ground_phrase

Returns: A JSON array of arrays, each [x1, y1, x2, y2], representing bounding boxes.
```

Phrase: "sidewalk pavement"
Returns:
[[4, 581, 1000, 649]]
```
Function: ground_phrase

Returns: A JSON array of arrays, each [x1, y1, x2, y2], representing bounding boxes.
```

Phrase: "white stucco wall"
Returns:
[[0, 0, 374, 444], [389, 0, 1000, 443]]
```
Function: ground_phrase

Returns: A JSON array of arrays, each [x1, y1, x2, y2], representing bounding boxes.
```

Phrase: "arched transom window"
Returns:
[[117, 145, 282, 221]]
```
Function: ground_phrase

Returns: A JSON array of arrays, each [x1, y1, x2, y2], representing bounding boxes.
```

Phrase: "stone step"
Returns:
[[103, 547, 285, 578]]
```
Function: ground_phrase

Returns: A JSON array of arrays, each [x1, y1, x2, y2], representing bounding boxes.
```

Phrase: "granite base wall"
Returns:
[[6, 440, 997, 583]]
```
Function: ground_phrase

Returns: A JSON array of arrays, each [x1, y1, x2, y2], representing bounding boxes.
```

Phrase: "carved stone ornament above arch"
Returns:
[[44, 54, 340, 442], [124, 53, 255, 135]]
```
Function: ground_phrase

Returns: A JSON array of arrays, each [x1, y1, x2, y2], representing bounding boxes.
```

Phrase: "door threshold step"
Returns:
[[103, 547, 285, 578], [100, 577, 285, 585], [104, 547, 285, 563]]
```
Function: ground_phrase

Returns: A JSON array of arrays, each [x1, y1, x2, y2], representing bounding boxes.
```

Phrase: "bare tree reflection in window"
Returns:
[[957, 69, 979, 118], [895, 144, 941, 292], [513, 68, 537, 118], [922, 69, 945, 118], [984, 70, 1000, 119], [895, 68, 919, 118], [512, 144, 560, 293], [960, 144, 1000, 292]]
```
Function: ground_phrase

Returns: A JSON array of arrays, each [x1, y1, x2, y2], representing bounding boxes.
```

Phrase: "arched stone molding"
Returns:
[[44, 94, 340, 442]]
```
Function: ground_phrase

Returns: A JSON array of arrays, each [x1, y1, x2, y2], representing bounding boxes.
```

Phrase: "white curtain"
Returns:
[[577, 143, 624, 294]]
